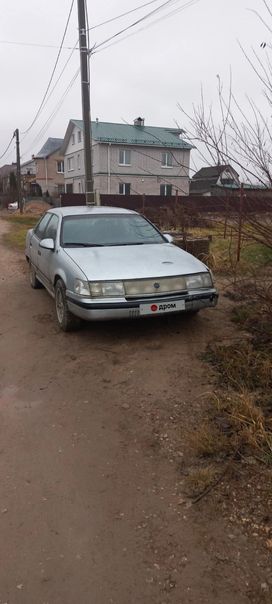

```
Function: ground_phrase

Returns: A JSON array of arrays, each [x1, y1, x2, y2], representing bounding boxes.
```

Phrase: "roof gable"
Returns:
[[192, 164, 239, 181], [35, 137, 64, 159]]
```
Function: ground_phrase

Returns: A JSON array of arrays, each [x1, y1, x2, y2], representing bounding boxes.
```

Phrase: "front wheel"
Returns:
[[55, 279, 81, 332]]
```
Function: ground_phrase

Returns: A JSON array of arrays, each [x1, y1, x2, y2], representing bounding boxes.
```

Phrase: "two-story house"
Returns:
[[34, 138, 65, 196], [61, 117, 193, 196]]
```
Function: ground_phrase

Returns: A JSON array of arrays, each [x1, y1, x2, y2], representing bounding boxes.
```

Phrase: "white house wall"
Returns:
[[97, 143, 190, 195], [63, 125, 191, 195]]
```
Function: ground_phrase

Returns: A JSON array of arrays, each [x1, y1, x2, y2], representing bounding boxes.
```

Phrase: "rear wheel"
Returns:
[[29, 262, 42, 289], [55, 279, 81, 332]]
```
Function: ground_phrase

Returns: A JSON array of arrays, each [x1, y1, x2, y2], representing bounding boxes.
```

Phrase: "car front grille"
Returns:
[[124, 276, 187, 299]]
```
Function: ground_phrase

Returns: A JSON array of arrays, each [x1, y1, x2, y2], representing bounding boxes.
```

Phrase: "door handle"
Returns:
[[38, 250, 41, 256]]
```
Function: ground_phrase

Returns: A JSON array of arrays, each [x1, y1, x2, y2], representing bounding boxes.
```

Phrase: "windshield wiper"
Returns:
[[64, 242, 105, 247], [106, 242, 147, 246]]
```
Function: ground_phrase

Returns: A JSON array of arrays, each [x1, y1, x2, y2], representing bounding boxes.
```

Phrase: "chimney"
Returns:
[[134, 116, 145, 127]]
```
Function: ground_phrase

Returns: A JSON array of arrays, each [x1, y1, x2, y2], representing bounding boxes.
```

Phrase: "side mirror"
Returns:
[[40, 238, 55, 251], [163, 233, 174, 243]]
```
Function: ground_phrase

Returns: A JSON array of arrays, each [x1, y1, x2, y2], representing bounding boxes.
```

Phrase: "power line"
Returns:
[[0, 133, 15, 161], [22, 0, 75, 136], [0, 0, 164, 51], [34, 39, 79, 116], [0, 1, 161, 50], [19, 37, 78, 159], [88, 0, 164, 31], [23, 68, 80, 157], [93, 0, 199, 54], [0, 40, 77, 50], [21, 69, 80, 159], [92, 0, 179, 52]]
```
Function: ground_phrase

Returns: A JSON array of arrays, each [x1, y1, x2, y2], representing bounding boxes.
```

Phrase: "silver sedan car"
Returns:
[[25, 206, 218, 331]]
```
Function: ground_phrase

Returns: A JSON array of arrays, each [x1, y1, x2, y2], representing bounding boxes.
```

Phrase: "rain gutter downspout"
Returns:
[[107, 143, 111, 194]]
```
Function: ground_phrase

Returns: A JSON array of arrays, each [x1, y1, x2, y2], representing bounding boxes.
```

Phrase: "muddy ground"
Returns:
[[0, 217, 271, 604]]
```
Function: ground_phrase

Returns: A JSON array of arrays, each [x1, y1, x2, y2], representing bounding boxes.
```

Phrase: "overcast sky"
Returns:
[[0, 0, 268, 166]]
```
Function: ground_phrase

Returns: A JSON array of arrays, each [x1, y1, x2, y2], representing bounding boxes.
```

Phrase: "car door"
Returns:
[[30, 213, 52, 273], [37, 213, 59, 291]]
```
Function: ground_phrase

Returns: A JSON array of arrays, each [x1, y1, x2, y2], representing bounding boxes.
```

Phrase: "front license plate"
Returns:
[[139, 300, 185, 316]]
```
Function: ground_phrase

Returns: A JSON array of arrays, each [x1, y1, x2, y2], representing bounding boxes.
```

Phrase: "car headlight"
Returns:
[[74, 279, 90, 296], [89, 281, 125, 297], [185, 272, 212, 289]]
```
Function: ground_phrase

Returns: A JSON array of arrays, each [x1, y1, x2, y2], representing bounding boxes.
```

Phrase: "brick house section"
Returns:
[[35, 138, 64, 196]]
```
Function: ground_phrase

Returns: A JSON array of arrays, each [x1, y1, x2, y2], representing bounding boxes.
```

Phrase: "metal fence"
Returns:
[[60, 192, 272, 214]]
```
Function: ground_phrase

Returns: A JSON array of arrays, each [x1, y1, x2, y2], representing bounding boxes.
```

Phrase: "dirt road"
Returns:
[[0, 217, 269, 604]]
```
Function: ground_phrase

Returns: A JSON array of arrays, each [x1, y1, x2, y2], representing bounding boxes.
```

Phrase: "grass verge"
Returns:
[[2, 215, 38, 250], [189, 225, 272, 273], [186, 282, 272, 503]]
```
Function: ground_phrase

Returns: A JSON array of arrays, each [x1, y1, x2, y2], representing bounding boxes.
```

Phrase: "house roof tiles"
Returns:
[[70, 119, 193, 149], [192, 165, 238, 180], [35, 137, 63, 159]]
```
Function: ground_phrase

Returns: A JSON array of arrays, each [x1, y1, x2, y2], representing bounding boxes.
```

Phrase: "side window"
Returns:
[[34, 213, 52, 239], [44, 214, 59, 241]]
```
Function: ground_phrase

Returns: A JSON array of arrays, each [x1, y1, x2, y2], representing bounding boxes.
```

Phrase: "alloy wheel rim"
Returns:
[[56, 288, 64, 323]]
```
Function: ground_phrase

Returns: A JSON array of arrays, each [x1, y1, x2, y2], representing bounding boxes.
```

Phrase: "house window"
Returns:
[[78, 130, 82, 143], [160, 184, 172, 196], [72, 134, 75, 145], [57, 160, 64, 173], [67, 156, 74, 171], [119, 183, 131, 195], [77, 154, 81, 170], [161, 152, 173, 167], [57, 184, 65, 194], [119, 149, 131, 165], [66, 183, 73, 193]]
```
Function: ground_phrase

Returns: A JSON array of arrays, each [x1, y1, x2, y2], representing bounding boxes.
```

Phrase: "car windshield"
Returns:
[[61, 214, 165, 247]]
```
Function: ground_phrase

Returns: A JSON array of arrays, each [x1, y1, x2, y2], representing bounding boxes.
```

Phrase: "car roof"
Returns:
[[48, 206, 137, 217]]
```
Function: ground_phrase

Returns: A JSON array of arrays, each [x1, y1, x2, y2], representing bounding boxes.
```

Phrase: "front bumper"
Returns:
[[66, 289, 219, 321]]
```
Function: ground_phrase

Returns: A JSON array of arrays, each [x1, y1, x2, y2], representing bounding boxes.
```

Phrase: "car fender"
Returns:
[[52, 254, 87, 292], [53, 267, 69, 289]]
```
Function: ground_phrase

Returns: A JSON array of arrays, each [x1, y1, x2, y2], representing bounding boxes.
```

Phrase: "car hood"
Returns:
[[64, 243, 208, 281]]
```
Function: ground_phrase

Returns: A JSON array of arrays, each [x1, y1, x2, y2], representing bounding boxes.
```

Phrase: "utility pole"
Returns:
[[14, 129, 23, 214], [77, 0, 95, 205]]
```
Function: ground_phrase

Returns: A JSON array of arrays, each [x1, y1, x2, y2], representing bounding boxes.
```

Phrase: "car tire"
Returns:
[[55, 279, 81, 332], [29, 262, 42, 289]]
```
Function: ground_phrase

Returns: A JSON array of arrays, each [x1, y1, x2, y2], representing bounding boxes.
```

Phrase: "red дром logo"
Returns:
[[151, 304, 158, 312]]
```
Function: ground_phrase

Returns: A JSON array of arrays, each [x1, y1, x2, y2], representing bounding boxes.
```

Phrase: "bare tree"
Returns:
[[179, 1, 272, 187], [177, 0, 272, 252]]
